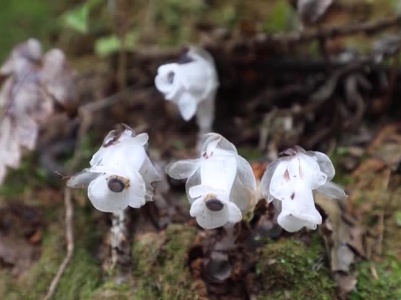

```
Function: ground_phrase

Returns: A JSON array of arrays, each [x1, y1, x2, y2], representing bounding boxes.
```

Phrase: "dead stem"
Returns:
[[43, 187, 74, 300]]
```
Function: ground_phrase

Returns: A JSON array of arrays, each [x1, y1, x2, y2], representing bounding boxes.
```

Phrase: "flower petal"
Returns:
[[126, 170, 147, 208], [226, 201, 242, 224], [277, 188, 322, 232], [201, 133, 237, 154], [177, 92, 198, 121], [66, 169, 101, 188], [190, 198, 230, 229], [315, 181, 347, 200], [260, 159, 282, 202], [200, 148, 237, 191], [308, 151, 335, 180], [166, 159, 199, 180], [186, 167, 201, 203], [87, 173, 131, 213], [155, 63, 182, 100], [297, 153, 327, 189], [269, 160, 295, 201]]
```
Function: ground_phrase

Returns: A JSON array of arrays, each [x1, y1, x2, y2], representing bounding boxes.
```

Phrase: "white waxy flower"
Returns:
[[155, 46, 219, 134], [166, 133, 257, 229], [67, 125, 160, 213], [260, 146, 347, 233]]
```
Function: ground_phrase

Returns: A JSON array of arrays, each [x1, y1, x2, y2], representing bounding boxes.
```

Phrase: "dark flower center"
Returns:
[[167, 71, 175, 84], [206, 198, 224, 211], [107, 178, 125, 193]]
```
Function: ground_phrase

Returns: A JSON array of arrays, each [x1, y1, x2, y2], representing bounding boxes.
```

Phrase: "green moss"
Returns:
[[349, 258, 401, 300], [255, 237, 336, 299], [131, 224, 198, 300]]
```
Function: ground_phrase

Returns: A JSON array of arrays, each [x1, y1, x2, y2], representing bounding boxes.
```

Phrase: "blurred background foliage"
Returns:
[[1, 0, 399, 60]]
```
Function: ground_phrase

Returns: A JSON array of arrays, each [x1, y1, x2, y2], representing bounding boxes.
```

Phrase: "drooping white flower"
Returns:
[[155, 46, 219, 135], [67, 125, 160, 213], [166, 133, 257, 229], [260, 146, 346, 232], [0, 38, 77, 184]]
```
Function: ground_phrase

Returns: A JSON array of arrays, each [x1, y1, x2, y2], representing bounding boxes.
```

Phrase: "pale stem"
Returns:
[[195, 96, 215, 152], [110, 209, 129, 270]]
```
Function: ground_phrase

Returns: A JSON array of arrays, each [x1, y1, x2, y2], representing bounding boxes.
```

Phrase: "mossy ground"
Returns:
[[255, 236, 337, 300]]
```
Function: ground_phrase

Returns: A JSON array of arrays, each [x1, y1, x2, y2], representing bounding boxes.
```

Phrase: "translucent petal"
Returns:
[[260, 159, 282, 201], [186, 167, 201, 203], [178, 59, 212, 97], [177, 92, 198, 121], [308, 151, 335, 180], [16, 115, 38, 150], [126, 170, 147, 208], [201, 133, 237, 154], [315, 181, 347, 200], [87, 173, 131, 213], [297, 153, 327, 189], [139, 156, 161, 194], [235, 156, 257, 190], [66, 169, 101, 188], [277, 187, 322, 232], [200, 149, 237, 191], [190, 198, 230, 229], [230, 177, 255, 213], [269, 160, 296, 201], [188, 185, 211, 199], [226, 201, 243, 224], [165, 159, 199, 180], [154, 63, 182, 100]]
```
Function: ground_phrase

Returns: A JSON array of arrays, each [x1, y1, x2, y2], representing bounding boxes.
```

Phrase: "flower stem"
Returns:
[[110, 209, 131, 273]]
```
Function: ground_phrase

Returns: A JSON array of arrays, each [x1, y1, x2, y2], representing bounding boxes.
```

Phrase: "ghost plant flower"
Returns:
[[67, 125, 160, 213], [166, 133, 257, 229], [260, 146, 347, 233], [155, 46, 219, 135], [0, 38, 77, 184]]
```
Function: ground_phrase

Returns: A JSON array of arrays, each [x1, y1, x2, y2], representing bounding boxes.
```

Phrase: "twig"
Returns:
[[43, 187, 74, 300]]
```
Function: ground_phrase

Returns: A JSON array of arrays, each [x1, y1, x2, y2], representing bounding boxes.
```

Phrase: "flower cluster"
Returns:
[[67, 125, 160, 213], [0, 38, 77, 184], [155, 46, 219, 135], [166, 133, 257, 229], [260, 146, 347, 232]]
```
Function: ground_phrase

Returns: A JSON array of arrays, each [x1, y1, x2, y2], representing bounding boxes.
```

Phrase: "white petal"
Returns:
[[277, 188, 322, 232], [235, 156, 257, 190], [16, 115, 38, 150], [139, 156, 161, 194], [308, 151, 335, 180], [201, 133, 237, 154], [186, 167, 202, 203], [165, 159, 199, 180], [155, 63, 182, 100], [230, 176, 255, 213], [178, 60, 212, 97], [188, 185, 211, 199], [87, 173, 131, 213], [297, 153, 327, 189], [177, 92, 198, 121], [269, 160, 295, 201], [315, 181, 347, 199], [200, 149, 237, 191], [226, 201, 242, 224], [190, 198, 230, 229], [126, 170, 147, 208], [66, 169, 101, 188], [260, 159, 282, 201]]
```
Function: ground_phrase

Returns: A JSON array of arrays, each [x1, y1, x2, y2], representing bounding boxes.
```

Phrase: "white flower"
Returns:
[[67, 125, 160, 213], [260, 146, 347, 233], [155, 46, 219, 134], [166, 133, 257, 229]]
